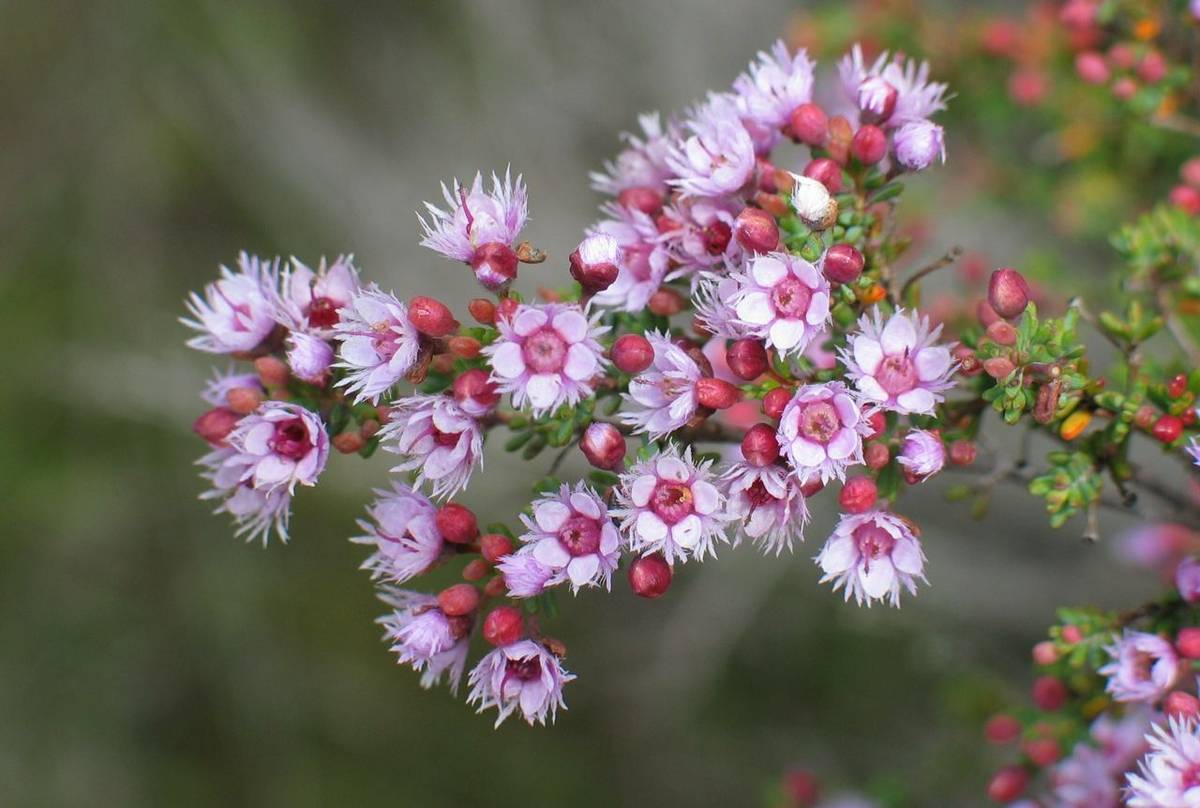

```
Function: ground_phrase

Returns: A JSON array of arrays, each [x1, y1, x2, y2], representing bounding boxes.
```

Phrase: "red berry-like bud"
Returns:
[[193, 407, 241, 445], [581, 422, 627, 471], [1134, 404, 1158, 430], [333, 431, 366, 454], [987, 767, 1029, 803], [763, 388, 791, 420], [948, 440, 977, 466], [1183, 158, 1200, 188], [865, 442, 890, 470], [462, 559, 489, 581], [976, 299, 1002, 328], [803, 157, 843, 194], [696, 377, 740, 410], [1024, 738, 1061, 768], [825, 116, 854, 165], [986, 321, 1018, 347], [496, 297, 519, 322], [448, 337, 481, 359], [789, 102, 828, 147], [984, 714, 1021, 744], [733, 207, 780, 254], [727, 338, 769, 381], [782, 769, 820, 806], [1138, 50, 1167, 84], [227, 386, 264, 415], [1033, 641, 1059, 666], [569, 234, 621, 294], [1062, 624, 1084, 644], [1170, 185, 1200, 215], [471, 242, 519, 290], [866, 411, 886, 440], [1177, 627, 1200, 659], [983, 357, 1016, 379], [482, 606, 524, 646], [611, 334, 654, 374], [628, 554, 673, 598], [452, 368, 500, 414], [648, 286, 686, 316], [1153, 415, 1184, 444], [255, 356, 290, 388], [824, 243, 865, 284], [468, 297, 496, 325], [479, 533, 515, 563], [850, 124, 887, 165], [437, 583, 480, 617], [988, 268, 1031, 319], [1075, 51, 1110, 84], [839, 476, 878, 513], [617, 186, 664, 217], [1032, 676, 1068, 711], [1169, 374, 1189, 399], [408, 296, 460, 338], [436, 503, 478, 544], [741, 424, 781, 467], [1166, 690, 1200, 719], [1112, 77, 1138, 102]]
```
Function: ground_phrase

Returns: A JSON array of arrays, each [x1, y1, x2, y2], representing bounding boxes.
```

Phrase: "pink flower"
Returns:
[[1100, 631, 1181, 703], [893, 120, 946, 172], [352, 483, 445, 583], [483, 302, 607, 416], [200, 367, 262, 407], [660, 195, 743, 275], [838, 44, 949, 127], [1187, 436, 1200, 468], [1091, 707, 1154, 773], [183, 252, 280, 354], [693, 275, 745, 338], [467, 640, 575, 727], [380, 394, 483, 500], [620, 332, 702, 440], [1050, 744, 1120, 808], [667, 94, 757, 198], [1178, 557, 1200, 603], [732, 251, 831, 357], [588, 205, 676, 312], [497, 550, 557, 598], [816, 509, 927, 607], [199, 447, 293, 543], [418, 169, 528, 265], [732, 39, 816, 132], [1126, 717, 1200, 807], [285, 332, 334, 385], [841, 307, 954, 415], [274, 255, 360, 335], [777, 382, 873, 484], [612, 444, 732, 564], [516, 484, 621, 593], [590, 112, 677, 196], [377, 588, 468, 693], [333, 285, 421, 404], [722, 461, 809, 554], [898, 429, 945, 482]]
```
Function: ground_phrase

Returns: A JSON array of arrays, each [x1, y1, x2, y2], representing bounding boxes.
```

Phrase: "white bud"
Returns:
[[789, 174, 838, 231]]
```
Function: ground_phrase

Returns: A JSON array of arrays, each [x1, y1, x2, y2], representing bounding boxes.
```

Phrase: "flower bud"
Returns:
[[856, 76, 898, 125], [823, 243, 864, 284], [482, 606, 524, 646], [1060, 0, 1096, 28], [468, 297, 496, 325], [628, 554, 672, 599], [581, 422, 627, 471], [983, 357, 1016, 379], [976, 300, 1001, 328], [462, 559, 489, 581], [1177, 626, 1200, 658], [984, 714, 1021, 744], [617, 186, 664, 216], [227, 386, 264, 415], [1024, 738, 1061, 767], [496, 297, 519, 322], [850, 124, 887, 166], [1033, 641, 1059, 666], [1112, 77, 1138, 101], [782, 769, 819, 807], [788, 102, 828, 147], [611, 334, 654, 373], [480, 533, 515, 563], [802, 158, 843, 194], [865, 442, 890, 470], [470, 242, 519, 291], [647, 286, 686, 316], [741, 424, 780, 467], [948, 440, 977, 466], [733, 207, 780, 254], [953, 346, 982, 376], [437, 583, 480, 617], [696, 377, 740, 410], [569, 233, 621, 294], [451, 369, 499, 417], [892, 121, 945, 172], [1165, 690, 1200, 719], [726, 338, 769, 381], [763, 387, 791, 420], [986, 766, 1028, 803], [483, 576, 507, 598], [1031, 676, 1068, 711], [988, 268, 1031, 319], [825, 115, 853, 165], [1178, 559, 1200, 604], [1061, 624, 1083, 644], [1169, 373, 1189, 398], [193, 407, 241, 445], [1152, 414, 1183, 443], [408, 296, 460, 338], [255, 355, 290, 388], [1183, 159, 1200, 188], [286, 332, 334, 385], [1075, 51, 1110, 84], [865, 411, 886, 440], [985, 321, 1018, 347], [1171, 185, 1200, 215], [1139, 50, 1167, 84], [839, 476, 878, 513], [333, 431, 366, 454], [790, 175, 838, 231], [436, 503, 478, 544]]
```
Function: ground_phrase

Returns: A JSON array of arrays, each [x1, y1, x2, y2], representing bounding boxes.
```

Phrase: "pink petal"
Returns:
[[567, 555, 600, 587], [735, 292, 773, 325], [805, 292, 830, 325], [563, 343, 598, 381], [787, 438, 825, 467], [832, 393, 859, 425], [630, 475, 657, 507], [860, 557, 896, 600], [524, 374, 562, 410], [534, 500, 571, 532], [751, 255, 787, 286], [768, 318, 806, 351], [242, 422, 276, 455], [490, 342, 526, 379], [896, 387, 936, 414], [671, 514, 703, 548], [569, 492, 601, 519], [513, 307, 548, 336], [691, 481, 720, 515], [851, 336, 883, 375], [827, 428, 858, 460], [636, 511, 668, 542], [880, 313, 916, 354], [532, 537, 571, 568], [599, 524, 619, 554], [854, 375, 888, 403], [552, 310, 589, 343], [818, 535, 857, 574], [914, 346, 951, 382], [655, 455, 689, 482], [891, 537, 924, 575]]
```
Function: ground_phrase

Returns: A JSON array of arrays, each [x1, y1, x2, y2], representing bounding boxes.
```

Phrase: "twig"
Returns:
[[898, 246, 963, 303], [1069, 297, 1129, 355], [1156, 286, 1200, 366], [1082, 501, 1100, 543], [1153, 114, 1200, 139]]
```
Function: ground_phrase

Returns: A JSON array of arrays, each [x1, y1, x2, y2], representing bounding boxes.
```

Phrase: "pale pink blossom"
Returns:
[[816, 509, 927, 607], [590, 112, 677, 196], [667, 94, 757, 198], [1050, 744, 1120, 808], [732, 39, 816, 132], [1126, 717, 1200, 807], [659, 195, 743, 275], [732, 251, 831, 357], [183, 252, 280, 354], [332, 285, 421, 404], [898, 429, 945, 482], [693, 275, 745, 338], [380, 394, 483, 500], [841, 307, 955, 415], [1100, 631, 1182, 704], [352, 483, 445, 583], [274, 255, 360, 335], [1178, 557, 1200, 603], [722, 461, 809, 554], [516, 483, 620, 593], [377, 587, 468, 693], [467, 640, 575, 728], [497, 550, 557, 598], [198, 447, 293, 543], [620, 332, 702, 440], [285, 332, 334, 385], [1092, 707, 1155, 773], [201, 367, 262, 407], [838, 44, 949, 127], [777, 382, 874, 484], [418, 169, 528, 263], [893, 120, 946, 172], [588, 204, 676, 312]]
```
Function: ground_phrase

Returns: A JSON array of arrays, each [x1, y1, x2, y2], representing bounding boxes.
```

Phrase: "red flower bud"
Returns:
[[1134, 404, 1158, 429], [803, 157, 843, 194], [1169, 374, 1189, 399], [332, 432, 366, 454], [1166, 690, 1200, 719], [824, 243, 865, 284], [727, 338, 769, 381], [1112, 77, 1138, 101], [953, 346, 982, 377], [825, 116, 853, 165], [437, 583, 480, 617], [470, 242, 519, 291], [1032, 641, 1059, 666], [436, 503, 478, 544], [985, 321, 1018, 346], [866, 411, 886, 440], [983, 357, 1016, 379], [496, 297, 519, 322], [838, 476, 878, 513], [648, 287, 686, 316], [1138, 50, 1167, 84], [1032, 676, 1068, 711], [447, 336, 482, 359], [1170, 185, 1200, 215], [762, 388, 791, 420], [986, 766, 1029, 803], [468, 297, 496, 325], [1061, 624, 1083, 644], [226, 386, 264, 415], [741, 423, 780, 467], [408, 296, 460, 338], [1152, 415, 1184, 444], [850, 124, 887, 165], [1024, 738, 1061, 768], [611, 334, 654, 374], [865, 442, 890, 470], [789, 102, 828, 147], [569, 234, 621, 294], [628, 554, 672, 598], [948, 440, 977, 466], [799, 478, 825, 497], [452, 368, 500, 414], [479, 533, 515, 564], [782, 769, 820, 806], [462, 559, 490, 581], [617, 186, 664, 217], [1177, 627, 1200, 659], [733, 207, 780, 254], [976, 299, 1002, 328], [193, 407, 241, 445], [581, 422, 627, 471], [984, 714, 1021, 744], [988, 268, 1031, 319], [1075, 51, 1109, 84], [696, 377, 740, 410], [482, 606, 524, 647], [255, 355, 290, 388]]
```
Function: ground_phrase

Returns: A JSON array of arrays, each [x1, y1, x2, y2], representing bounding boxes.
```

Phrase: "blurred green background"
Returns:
[[0, 1, 1173, 805]]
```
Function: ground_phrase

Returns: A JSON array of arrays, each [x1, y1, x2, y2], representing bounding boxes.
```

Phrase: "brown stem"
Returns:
[[897, 246, 963, 303]]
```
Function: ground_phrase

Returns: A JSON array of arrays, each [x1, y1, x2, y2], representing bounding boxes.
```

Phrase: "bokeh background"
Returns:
[[1, 1, 1182, 805]]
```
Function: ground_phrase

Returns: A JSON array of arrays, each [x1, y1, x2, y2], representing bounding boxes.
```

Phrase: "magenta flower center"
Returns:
[[876, 352, 917, 395], [307, 296, 340, 329], [431, 427, 461, 448], [558, 515, 602, 557], [372, 323, 402, 360], [506, 656, 543, 683], [703, 221, 732, 255], [798, 400, 841, 444], [1130, 650, 1154, 682], [626, 244, 653, 282], [745, 479, 777, 510], [522, 328, 568, 373], [651, 482, 695, 525], [770, 276, 813, 319], [270, 417, 313, 460], [1182, 763, 1200, 790], [853, 523, 896, 561]]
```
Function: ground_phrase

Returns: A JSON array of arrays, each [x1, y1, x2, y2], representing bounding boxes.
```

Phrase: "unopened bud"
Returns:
[[850, 124, 887, 165], [1177, 626, 1200, 658], [480, 533, 515, 563], [733, 207, 780, 254], [1172, 185, 1200, 215], [581, 422, 627, 471], [447, 336, 482, 359], [193, 407, 241, 445], [611, 334, 654, 374], [437, 583, 480, 617], [1075, 51, 1110, 84], [462, 558, 489, 581], [569, 233, 621, 294], [976, 299, 1002, 328], [648, 287, 686, 316], [986, 766, 1029, 804], [865, 442, 890, 470], [948, 440, 977, 466], [436, 503, 478, 544], [856, 76, 898, 125], [333, 431, 366, 454], [255, 355, 290, 388], [628, 554, 672, 598], [452, 368, 500, 416], [696, 377, 740, 410], [1031, 675, 1067, 711], [408, 296, 460, 338], [865, 411, 886, 440], [839, 476, 878, 513], [468, 297, 496, 325], [825, 115, 853, 165], [1153, 415, 1184, 443], [984, 714, 1021, 744], [985, 321, 1018, 346], [741, 423, 780, 467], [788, 102, 828, 147], [727, 338, 769, 380], [1024, 738, 1061, 767], [470, 242, 519, 291], [617, 186, 664, 216], [983, 357, 1016, 379], [227, 386, 264, 415], [988, 268, 1031, 319], [763, 387, 791, 420], [482, 606, 524, 646], [823, 243, 864, 284], [802, 158, 843, 194], [791, 175, 838, 231]]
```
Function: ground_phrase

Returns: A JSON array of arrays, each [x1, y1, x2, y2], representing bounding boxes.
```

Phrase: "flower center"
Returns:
[[651, 482, 694, 525], [506, 656, 543, 683], [1182, 763, 1200, 791], [431, 427, 460, 448], [853, 524, 896, 561], [1131, 650, 1154, 682], [770, 276, 813, 319], [626, 244, 654, 282], [876, 353, 917, 395], [522, 328, 568, 374], [307, 296, 340, 329], [703, 221, 732, 255], [745, 479, 777, 509], [558, 515, 602, 557], [372, 322, 401, 360], [270, 417, 312, 460], [798, 400, 840, 444]]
